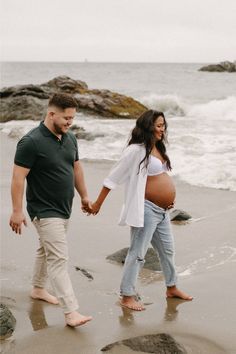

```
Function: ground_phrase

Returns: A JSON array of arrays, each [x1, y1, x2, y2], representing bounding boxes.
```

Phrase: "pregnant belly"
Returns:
[[145, 173, 176, 209]]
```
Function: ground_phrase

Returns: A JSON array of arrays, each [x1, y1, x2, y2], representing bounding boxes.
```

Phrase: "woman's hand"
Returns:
[[167, 201, 175, 210], [90, 201, 101, 215]]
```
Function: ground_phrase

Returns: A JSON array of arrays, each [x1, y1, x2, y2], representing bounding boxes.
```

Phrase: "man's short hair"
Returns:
[[48, 93, 78, 110]]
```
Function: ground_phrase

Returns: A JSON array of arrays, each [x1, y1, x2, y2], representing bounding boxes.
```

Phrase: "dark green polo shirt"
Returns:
[[14, 121, 79, 220]]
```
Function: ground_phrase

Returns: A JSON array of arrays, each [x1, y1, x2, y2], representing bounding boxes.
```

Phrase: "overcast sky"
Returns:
[[1, 0, 236, 62]]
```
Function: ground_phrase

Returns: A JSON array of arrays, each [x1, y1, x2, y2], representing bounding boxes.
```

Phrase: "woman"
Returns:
[[90, 110, 193, 310]]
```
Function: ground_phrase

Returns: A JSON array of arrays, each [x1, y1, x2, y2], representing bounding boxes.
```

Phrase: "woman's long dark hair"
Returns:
[[128, 109, 172, 171]]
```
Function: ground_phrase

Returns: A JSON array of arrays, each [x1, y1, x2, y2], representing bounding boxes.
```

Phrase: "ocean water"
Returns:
[[1, 62, 236, 191]]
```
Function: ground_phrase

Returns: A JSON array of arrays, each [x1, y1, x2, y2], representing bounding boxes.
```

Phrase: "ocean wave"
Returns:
[[141, 94, 187, 116], [188, 95, 236, 121], [140, 94, 236, 121]]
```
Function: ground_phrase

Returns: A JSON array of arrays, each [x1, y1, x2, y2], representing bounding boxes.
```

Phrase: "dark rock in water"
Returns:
[[70, 124, 105, 141], [101, 333, 187, 353], [107, 247, 161, 271], [0, 303, 16, 340], [0, 75, 147, 122], [170, 209, 192, 221], [199, 60, 236, 72]]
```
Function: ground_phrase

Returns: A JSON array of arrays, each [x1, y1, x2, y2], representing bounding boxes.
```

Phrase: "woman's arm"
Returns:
[[91, 186, 110, 214], [91, 145, 141, 215]]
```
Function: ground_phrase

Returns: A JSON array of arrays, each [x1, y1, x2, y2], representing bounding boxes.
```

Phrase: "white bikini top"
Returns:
[[147, 155, 168, 176]]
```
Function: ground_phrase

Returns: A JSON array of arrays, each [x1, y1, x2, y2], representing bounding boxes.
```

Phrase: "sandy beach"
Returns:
[[1, 131, 236, 354]]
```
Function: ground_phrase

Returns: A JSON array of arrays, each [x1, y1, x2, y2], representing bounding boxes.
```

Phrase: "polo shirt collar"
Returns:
[[39, 121, 68, 141]]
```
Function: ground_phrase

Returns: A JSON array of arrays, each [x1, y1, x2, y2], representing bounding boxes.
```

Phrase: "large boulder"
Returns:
[[0, 303, 16, 340], [0, 76, 147, 122], [199, 60, 236, 72], [101, 333, 187, 353]]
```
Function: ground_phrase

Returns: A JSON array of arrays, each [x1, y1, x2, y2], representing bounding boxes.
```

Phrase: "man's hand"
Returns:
[[81, 197, 93, 214], [9, 211, 27, 235]]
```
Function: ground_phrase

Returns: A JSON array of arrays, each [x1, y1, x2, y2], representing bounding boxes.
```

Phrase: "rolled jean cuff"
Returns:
[[120, 291, 136, 297], [166, 280, 177, 287]]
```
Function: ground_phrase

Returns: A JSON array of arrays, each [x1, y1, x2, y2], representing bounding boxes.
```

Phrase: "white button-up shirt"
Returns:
[[103, 144, 147, 227]]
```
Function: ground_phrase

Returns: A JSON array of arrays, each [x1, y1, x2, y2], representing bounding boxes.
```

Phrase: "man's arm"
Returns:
[[74, 160, 92, 212], [9, 164, 30, 235]]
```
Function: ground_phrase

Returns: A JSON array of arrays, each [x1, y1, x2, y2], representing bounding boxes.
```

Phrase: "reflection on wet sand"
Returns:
[[28, 300, 48, 331], [118, 297, 188, 326], [164, 298, 187, 322], [118, 306, 135, 326]]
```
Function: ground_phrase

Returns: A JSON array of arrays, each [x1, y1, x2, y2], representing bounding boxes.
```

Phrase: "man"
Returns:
[[9, 93, 92, 327]]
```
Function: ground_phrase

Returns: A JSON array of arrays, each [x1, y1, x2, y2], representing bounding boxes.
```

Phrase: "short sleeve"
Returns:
[[14, 135, 38, 169]]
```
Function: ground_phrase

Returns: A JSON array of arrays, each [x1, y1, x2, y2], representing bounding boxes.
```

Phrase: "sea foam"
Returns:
[[1, 95, 236, 191]]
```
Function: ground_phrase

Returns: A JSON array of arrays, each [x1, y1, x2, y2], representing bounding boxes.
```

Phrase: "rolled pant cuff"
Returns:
[[63, 305, 79, 314], [166, 282, 177, 287], [120, 290, 136, 297], [32, 283, 45, 288]]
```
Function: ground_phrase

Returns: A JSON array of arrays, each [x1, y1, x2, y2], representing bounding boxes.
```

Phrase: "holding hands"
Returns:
[[81, 186, 110, 216], [81, 201, 101, 215]]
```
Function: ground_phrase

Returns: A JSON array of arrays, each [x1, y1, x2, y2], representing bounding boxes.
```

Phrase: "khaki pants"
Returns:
[[32, 217, 78, 313]]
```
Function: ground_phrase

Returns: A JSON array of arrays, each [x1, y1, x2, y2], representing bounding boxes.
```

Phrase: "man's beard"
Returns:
[[53, 122, 68, 135]]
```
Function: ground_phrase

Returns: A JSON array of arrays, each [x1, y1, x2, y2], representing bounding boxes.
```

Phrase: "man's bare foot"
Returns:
[[65, 311, 92, 327], [120, 296, 145, 311], [30, 287, 59, 304], [166, 286, 193, 301]]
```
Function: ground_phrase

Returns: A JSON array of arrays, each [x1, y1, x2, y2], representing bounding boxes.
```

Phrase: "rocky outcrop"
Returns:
[[0, 76, 147, 122], [199, 61, 236, 72], [101, 333, 187, 353], [0, 303, 16, 340], [107, 247, 161, 271]]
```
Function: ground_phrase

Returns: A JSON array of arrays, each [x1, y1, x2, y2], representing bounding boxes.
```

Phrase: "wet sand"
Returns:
[[1, 132, 236, 354]]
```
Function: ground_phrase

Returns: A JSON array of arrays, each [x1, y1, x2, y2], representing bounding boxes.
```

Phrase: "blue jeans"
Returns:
[[120, 200, 177, 296]]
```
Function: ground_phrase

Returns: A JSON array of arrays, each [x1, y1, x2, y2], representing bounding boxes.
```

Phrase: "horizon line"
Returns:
[[1, 60, 219, 64]]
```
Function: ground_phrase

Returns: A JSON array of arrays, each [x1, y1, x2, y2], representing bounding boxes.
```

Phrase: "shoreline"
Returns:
[[1, 132, 236, 353]]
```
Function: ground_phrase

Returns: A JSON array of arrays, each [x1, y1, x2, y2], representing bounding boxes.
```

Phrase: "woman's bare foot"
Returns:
[[65, 311, 92, 327], [120, 296, 145, 311], [30, 287, 59, 304], [166, 286, 193, 301]]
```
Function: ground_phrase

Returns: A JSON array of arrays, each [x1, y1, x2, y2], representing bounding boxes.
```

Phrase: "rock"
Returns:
[[0, 95, 47, 122], [107, 247, 161, 271], [101, 333, 187, 353], [199, 60, 236, 72], [70, 124, 105, 141], [170, 209, 192, 221], [0, 303, 16, 340], [75, 266, 94, 280], [0, 76, 147, 122], [43, 75, 88, 93]]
